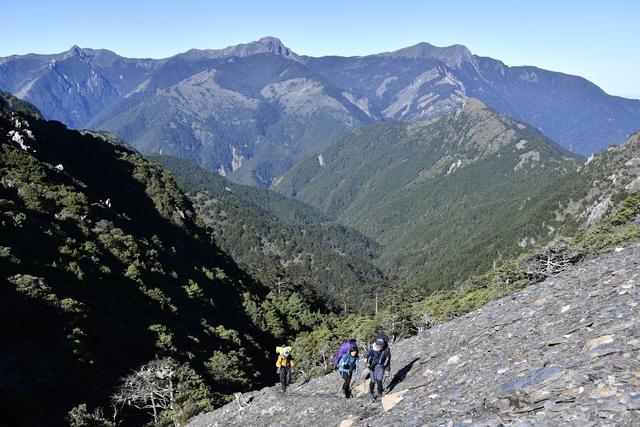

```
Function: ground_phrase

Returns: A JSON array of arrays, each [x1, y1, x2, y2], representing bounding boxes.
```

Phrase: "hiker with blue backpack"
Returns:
[[365, 335, 391, 400], [332, 339, 359, 398], [337, 346, 360, 398]]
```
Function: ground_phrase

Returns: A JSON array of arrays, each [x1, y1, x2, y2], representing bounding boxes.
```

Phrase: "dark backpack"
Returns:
[[367, 347, 390, 370], [331, 339, 358, 367], [367, 334, 390, 369]]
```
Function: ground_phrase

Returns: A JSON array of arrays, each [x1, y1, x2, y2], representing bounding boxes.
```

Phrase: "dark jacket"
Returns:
[[365, 347, 391, 371]]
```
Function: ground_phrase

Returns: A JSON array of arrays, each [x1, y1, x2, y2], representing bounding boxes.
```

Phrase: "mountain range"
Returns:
[[2, 37, 639, 186], [2, 58, 640, 425], [275, 97, 640, 288]]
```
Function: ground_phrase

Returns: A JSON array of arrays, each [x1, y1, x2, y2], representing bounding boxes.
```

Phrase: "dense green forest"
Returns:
[[152, 155, 388, 313], [275, 100, 586, 288], [0, 101, 321, 426]]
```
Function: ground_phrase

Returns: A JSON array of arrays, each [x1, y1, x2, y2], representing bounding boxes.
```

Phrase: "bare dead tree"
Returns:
[[523, 241, 583, 280], [111, 358, 180, 426]]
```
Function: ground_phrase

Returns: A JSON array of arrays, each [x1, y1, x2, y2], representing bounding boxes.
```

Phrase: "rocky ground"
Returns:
[[189, 243, 640, 426]]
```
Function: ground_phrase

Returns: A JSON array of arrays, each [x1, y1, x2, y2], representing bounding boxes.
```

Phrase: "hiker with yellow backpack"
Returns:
[[275, 346, 295, 393]]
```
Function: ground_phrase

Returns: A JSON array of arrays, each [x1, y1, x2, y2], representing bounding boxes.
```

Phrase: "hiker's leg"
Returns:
[[280, 368, 286, 391], [374, 366, 385, 396], [286, 367, 292, 386], [369, 374, 375, 396], [341, 372, 350, 397]]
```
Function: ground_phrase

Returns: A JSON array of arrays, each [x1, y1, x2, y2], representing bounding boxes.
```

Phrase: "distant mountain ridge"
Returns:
[[1, 37, 639, 185], [300, 42, 640, 156], [275, 97, 640, 288], [275, 99, 583, 286]]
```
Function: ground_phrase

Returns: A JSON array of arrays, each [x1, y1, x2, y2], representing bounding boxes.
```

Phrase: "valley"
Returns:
[[1, 31, 639, 426]]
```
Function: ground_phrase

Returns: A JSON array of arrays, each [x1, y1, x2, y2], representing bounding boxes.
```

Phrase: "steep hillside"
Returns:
[[0, 101, 279, 425], [0, 90, 44, 119], [514, 130, 640, 245], [276, 99, 582, 287], [151, 155, 387, 312], [190, 242, 640, 426]]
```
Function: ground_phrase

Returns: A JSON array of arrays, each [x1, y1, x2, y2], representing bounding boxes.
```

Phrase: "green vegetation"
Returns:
[[289, 189, 640, 377], [152, 155, 387, 313], [0, 90, 44, 119], [573, 190, 640, 253], [3, 92, 639, 425], [275, 102, 583, 289], [0, 104, 283, 426]]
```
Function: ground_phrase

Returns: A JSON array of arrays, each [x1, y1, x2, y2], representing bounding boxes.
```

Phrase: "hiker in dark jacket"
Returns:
[[365, 337, 390, 400], [337, 347, 360, 398]]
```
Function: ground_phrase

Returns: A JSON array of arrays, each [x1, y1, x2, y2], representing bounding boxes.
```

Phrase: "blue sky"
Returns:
[[4, 0, 639, 98]]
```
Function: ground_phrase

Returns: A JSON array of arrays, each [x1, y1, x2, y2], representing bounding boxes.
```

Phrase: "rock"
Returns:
[[339, 417, 356, 427], [381, 390, 407, 411], [590, 386, 617, 399], [447, 355, 461, 365], [351, 381, 368, 397], [582, 335, 615, 353], [546, 337, 566, 347], [500, 366, 565, 393], [423, 368, 435, 378]]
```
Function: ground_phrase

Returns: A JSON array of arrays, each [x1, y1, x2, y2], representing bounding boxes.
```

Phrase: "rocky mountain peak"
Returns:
[[219, 36, 299, 60], [179, 36, 300, 62], [256, 36, 290, 53], [385, 41, 473, 68], [61, 45, 98, 62], [64, 45, 83, 57]]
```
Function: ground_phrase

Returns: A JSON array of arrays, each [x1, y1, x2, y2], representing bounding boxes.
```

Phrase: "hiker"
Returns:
[[365, 335, 390, 400], [331, 338, 358, 368], [338, 346, 360, 398], [276, 346, 295, 392]]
